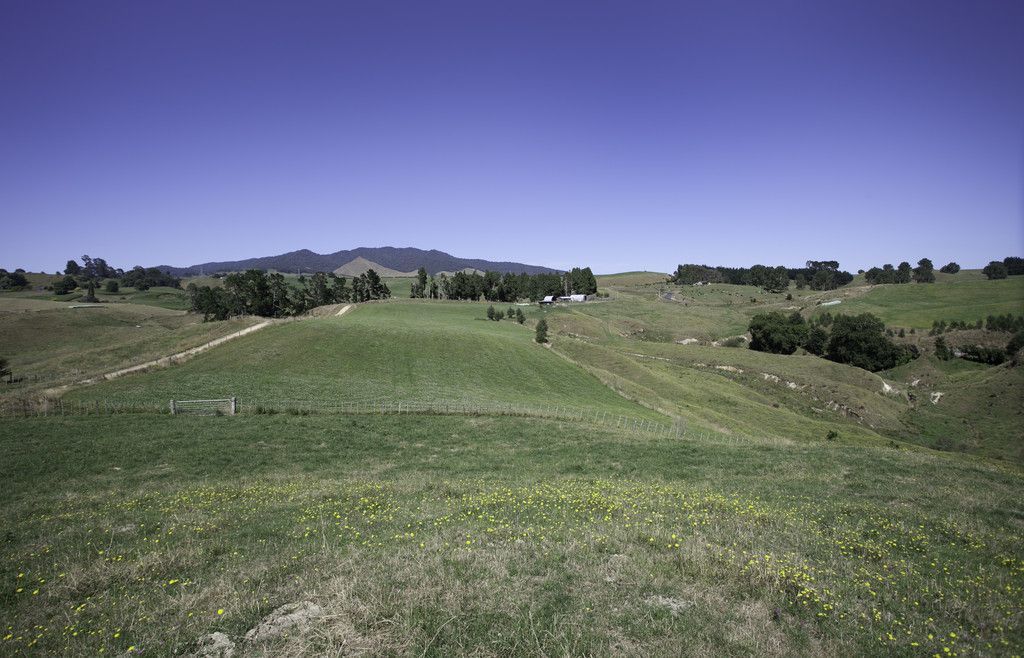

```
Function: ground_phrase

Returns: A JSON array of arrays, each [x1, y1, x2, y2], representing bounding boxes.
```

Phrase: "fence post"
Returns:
[[170, 400, 177, 415], [230, 397, 237, 415]]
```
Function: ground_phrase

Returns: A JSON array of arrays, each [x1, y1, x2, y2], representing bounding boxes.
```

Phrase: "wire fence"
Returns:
[[246, 398, 688, 438], [0, 397, 794, 446], [0, 397, 693, 439]]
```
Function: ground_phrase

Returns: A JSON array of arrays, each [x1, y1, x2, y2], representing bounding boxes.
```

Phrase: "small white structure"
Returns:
[[692, 281, 709, 287], [542, 294, 589, 305]]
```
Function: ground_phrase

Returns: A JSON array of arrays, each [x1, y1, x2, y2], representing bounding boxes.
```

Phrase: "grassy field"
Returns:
[[0, 273, 192, 310], [65, 302, 663, 421], [0, 299, 261, 396], [883, 354, 1024, 462], [1, 413, 1020, 656], [382, 276, 414, 299], [3, 270, 1023, 655], [595, 271, 671, 287], [807, 276, 1024, 329], [539, 274, 1024, 461]]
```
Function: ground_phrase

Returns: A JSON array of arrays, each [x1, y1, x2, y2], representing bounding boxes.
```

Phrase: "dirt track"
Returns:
[[45, 303, 358, 396], [44, 320, 274, 395]]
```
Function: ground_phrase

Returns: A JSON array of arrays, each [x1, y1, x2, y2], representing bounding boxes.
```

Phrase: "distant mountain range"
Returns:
[[155, 247, 560, 277]]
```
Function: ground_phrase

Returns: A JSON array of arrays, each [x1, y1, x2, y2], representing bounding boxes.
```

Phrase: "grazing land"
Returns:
[[0, 267, 1022, 656], [2, 414, 1021, 656], [807, 276, 1024, 329], [0, 300, 261, 396], [64, 302, 662, 420]]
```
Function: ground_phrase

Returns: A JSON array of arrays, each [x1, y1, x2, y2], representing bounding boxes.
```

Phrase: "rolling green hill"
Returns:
[[0, 299, 261, 396], [595, 271, 670, 287], [807, 275, 1024, 329], [542, 272, 1024, 459], [0, 274, 191, 310], [2, 266, 1024, 656], [65, 302, 663, 421]]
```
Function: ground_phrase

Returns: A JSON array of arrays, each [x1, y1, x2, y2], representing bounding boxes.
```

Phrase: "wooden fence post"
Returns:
[[230, 397, 237, 415], [170, 400, 177, 415]]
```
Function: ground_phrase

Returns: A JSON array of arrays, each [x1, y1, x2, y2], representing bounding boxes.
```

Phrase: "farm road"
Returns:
[[48, 303, 359, 395], [44, 320, 274, 395]]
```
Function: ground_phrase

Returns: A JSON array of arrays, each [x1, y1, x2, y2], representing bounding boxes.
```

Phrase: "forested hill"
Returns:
[[155, 247, 560, 277]]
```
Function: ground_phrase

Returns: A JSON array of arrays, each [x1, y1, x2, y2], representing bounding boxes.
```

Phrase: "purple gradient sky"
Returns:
[[2, 0, 1022, 274]]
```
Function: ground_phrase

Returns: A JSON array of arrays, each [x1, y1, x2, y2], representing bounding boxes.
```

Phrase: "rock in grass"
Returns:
[[645, 595, 693, 616], [191, 632, 235, 657], [244, 601, 323, 643]]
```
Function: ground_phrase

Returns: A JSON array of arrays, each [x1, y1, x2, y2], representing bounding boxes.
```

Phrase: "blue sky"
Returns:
[[2, 0, 1022, 274]]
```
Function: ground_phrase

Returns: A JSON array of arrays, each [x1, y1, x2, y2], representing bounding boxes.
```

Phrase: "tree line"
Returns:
[[486, 305, 526, 324], [65, 257, 179, 299], [672, 255, 1023, 292], [186, 269, 391, 321], [929, 314, 1024, 336], [671, 260, 853, 293], [0, 269, 29, 291], [412, 267, 597, 302], [184, 263, 600, 321], [42, 256, 182, 297], [863, 258, 937, 284], [982, 257, 1023, 280], [748, 311, 916, 372]]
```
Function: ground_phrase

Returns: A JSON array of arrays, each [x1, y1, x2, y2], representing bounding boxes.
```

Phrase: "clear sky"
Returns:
[[2, 0, 1022, 274]]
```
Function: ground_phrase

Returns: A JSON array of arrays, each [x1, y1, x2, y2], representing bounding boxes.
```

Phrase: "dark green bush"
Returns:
[[748, 312, 807, 355], [804, 327, 828, 356], [960, 345, 1006, 365], [825, 313, 915, 371]]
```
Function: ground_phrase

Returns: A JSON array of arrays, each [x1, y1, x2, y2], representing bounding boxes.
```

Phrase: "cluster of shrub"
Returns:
[[428, 267, 597, 302], [982, 257, 1024, 280], [863, 256, 1024, 282], [186, 269, 391, 321], [863, 258, 938, 284], [934, 332, 1024, 366], [929, 314, 1024, 336], [486, 305, 526, 324], [44, 256, 181, 298], [671, 260, 853, 293], [3, 255, 184, 296], [748, 311, 916, 372], [0, 269, 29, 291]]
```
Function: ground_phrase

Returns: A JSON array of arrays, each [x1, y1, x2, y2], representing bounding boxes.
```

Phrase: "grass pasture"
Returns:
[[596, 271, 671, 288], [0, 299, 261, 396], [0, 274, 191, 310], [1, 413, 1021, 656], [65, 302, 663, 421], [808, 276, 1024, 329], [3, 269, 1024, 656], [552, 337, 906, 445], [536, 274, 1024, 462], [98, 286, 190, 310]]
